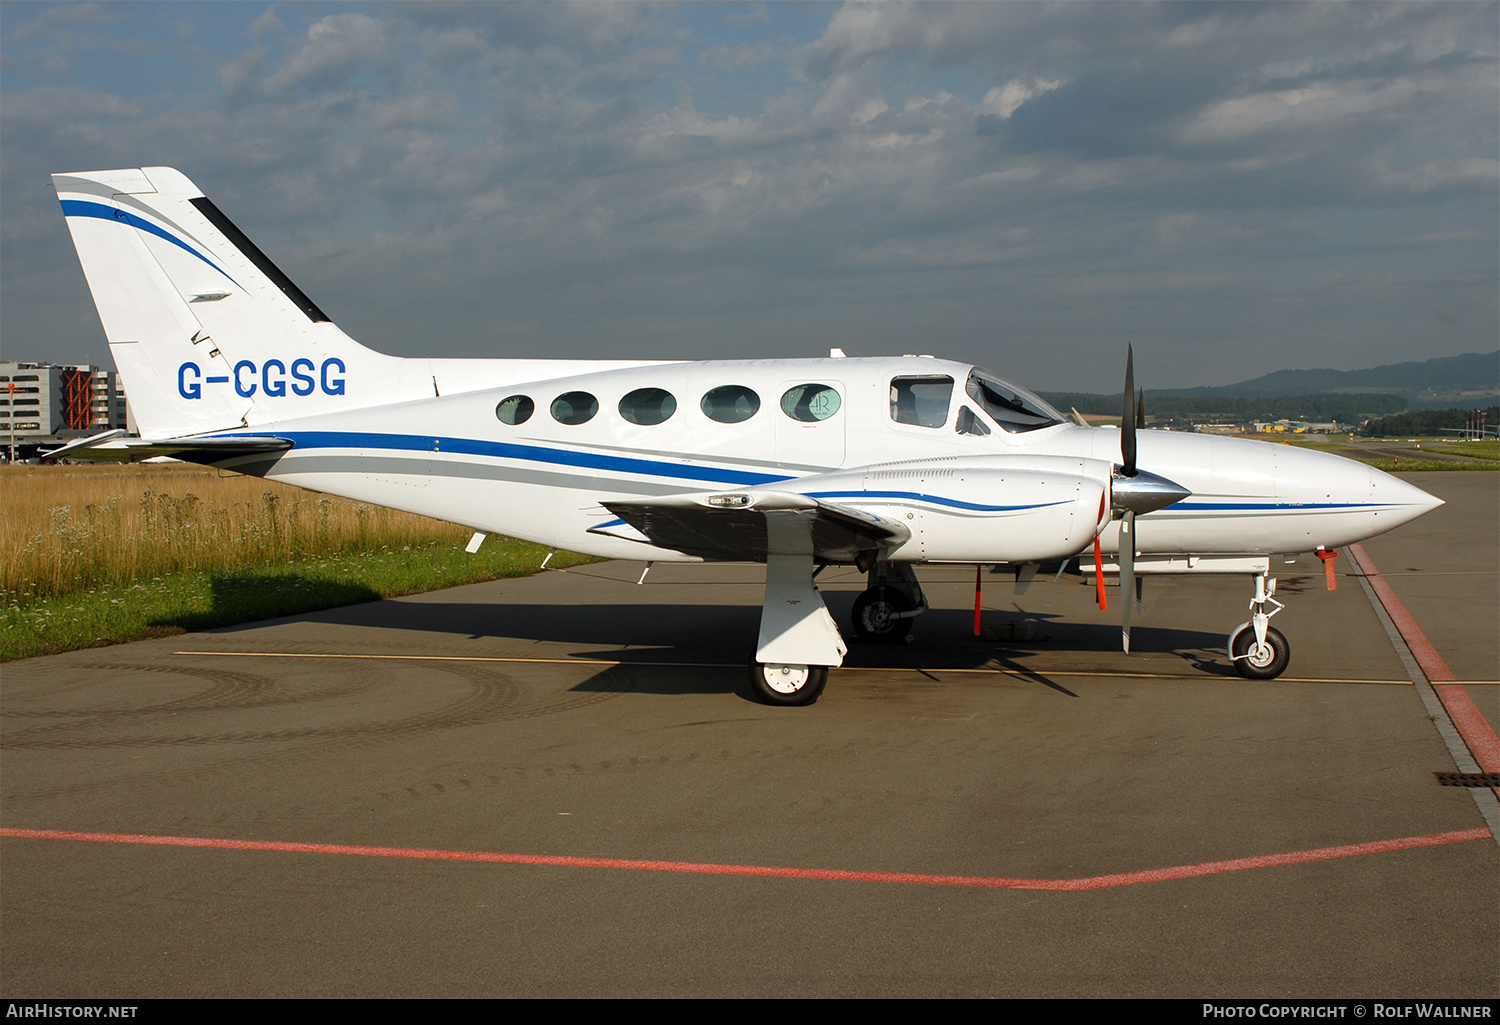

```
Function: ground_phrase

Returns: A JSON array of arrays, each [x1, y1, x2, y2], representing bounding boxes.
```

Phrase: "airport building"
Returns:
[[1, 360, 133, 460]]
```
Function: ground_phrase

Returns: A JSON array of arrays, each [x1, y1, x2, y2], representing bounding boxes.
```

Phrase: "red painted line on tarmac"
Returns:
[[1348, 543, 1500, 774], [1, 826, 1487, 891]]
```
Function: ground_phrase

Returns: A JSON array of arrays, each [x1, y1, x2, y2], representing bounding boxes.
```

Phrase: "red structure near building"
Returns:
[[59, 367, 93, 430]]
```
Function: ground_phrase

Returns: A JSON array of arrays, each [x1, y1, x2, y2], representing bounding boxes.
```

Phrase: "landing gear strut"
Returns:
[[1228, 572, 1290, 679], [851, 562, 927, 642]]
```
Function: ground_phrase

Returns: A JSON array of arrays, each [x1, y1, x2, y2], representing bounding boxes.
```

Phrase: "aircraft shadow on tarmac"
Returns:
[[247, 593, 1240, 701]]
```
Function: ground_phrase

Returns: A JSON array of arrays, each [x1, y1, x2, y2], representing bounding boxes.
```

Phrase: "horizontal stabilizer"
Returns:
[[43, 431, 293, 464], [601, 490, 910, 561]]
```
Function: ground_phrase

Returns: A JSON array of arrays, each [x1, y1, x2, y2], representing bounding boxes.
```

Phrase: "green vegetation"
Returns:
[[1424, 440, 1500, 460], [1042, 391, 1408, 423], [1, 463, 597, 661], [1, 537, 594, 662], [1361, 406, 1498, 437]]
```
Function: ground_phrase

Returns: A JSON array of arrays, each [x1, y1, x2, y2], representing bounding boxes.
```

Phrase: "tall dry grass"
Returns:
[[2, 461, 475, 599]]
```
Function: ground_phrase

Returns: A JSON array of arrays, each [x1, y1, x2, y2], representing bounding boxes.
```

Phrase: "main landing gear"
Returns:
[[850, 562, 928, 643], [748, 663, 829, 706], [1228, 571, 1290, 680]]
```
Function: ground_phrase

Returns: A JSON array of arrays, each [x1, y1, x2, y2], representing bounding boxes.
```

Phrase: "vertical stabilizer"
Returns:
[[53, 167, 424, 437]]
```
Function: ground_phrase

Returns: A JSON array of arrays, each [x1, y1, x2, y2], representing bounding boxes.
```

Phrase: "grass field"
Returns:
[[1247, 434, 1500, 470], [1, 462, 593, 660]]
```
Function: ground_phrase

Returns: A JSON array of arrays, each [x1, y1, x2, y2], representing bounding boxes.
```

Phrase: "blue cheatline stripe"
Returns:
[[806, 490, 1067, 513], [237, 430, 792, 487], [59, 199, 241, 288], [1163, 501, 1385, 511]]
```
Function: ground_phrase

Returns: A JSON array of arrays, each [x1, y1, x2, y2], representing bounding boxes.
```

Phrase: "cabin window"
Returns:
[[701, 385, 760, 424], [550, 391, 599, 425], [956, 405, 991, 436], [890, 376, 954, 428], [618, 388, 677, 426], [966, 370, 1065, 434], [495, 395, 534, 425], [780, 384, 841, 423]]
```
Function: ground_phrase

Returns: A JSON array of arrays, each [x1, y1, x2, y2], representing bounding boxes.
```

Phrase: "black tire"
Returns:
[[1230, 625, 1290, 680], [851, 587, 912, 643], [748, 662, 829, 706]]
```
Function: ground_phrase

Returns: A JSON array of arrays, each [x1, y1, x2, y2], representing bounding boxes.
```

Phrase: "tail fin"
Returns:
[[54, 167, 422, 437]]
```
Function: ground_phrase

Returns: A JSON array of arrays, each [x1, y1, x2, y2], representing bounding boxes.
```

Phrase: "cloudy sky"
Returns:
[[2, 1, 1495, 392]]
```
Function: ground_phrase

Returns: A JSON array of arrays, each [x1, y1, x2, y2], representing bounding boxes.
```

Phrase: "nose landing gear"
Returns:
[[1229, 572, 1290, 679]]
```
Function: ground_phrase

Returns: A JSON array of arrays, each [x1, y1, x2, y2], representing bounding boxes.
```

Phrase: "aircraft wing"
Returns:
[[595, 491, 911, 561], [43, 429, 294, 463]]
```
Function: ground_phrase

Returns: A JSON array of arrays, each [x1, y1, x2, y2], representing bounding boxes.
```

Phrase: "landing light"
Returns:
[[708, 494, 752, 508]]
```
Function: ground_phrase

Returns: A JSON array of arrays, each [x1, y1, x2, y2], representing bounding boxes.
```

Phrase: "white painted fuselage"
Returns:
[[221, 354, 1439, 567]]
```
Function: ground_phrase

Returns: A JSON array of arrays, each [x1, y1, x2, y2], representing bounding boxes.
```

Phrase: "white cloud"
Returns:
[[1181, 79, 1419, 142], [979, 79, 1062, 120], [260, 13, 397, 96]]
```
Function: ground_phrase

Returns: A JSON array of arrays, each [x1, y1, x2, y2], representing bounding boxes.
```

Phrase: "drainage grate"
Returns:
[[1434, 772, 1500, 788]]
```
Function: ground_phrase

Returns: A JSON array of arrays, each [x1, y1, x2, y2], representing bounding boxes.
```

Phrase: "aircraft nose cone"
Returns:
[[1369, 467, 1445, 530]]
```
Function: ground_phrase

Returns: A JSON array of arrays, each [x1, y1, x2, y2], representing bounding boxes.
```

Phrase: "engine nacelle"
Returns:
[[789, 455, 1113, 563]]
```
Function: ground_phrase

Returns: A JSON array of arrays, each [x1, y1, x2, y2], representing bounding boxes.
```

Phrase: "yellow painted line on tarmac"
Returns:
[[174, 650, 727, 669], [173, 650, 1411, 684]]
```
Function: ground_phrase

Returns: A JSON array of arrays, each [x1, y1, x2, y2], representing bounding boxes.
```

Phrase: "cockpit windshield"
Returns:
[[966, 369, 1065, 433]]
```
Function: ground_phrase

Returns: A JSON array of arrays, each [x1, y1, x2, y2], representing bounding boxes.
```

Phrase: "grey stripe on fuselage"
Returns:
[[539, 437, 830, 474], [271, 454, 694, 496]]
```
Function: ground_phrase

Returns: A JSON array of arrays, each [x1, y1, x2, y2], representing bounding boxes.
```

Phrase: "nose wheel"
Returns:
[[1229, 623, 1290, 679], [1228, 572, 1289, 679]]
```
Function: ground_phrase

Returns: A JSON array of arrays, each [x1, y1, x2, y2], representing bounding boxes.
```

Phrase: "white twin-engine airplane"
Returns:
[[48, 167, 1442, 705]]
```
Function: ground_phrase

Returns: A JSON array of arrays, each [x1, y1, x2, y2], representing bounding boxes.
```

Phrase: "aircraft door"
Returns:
[[774, 380, 846, 471]]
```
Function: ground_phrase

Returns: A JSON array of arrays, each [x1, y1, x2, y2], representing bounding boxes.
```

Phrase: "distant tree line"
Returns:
[[1360, 406, 1499, 437], [1040, 392, 1409, 423]]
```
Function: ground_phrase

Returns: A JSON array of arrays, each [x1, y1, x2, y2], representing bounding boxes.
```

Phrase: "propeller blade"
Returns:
[[1121, 345, 1137, 477], [1136, 387, 1145, 430], [1120, 510, 1135, 653]]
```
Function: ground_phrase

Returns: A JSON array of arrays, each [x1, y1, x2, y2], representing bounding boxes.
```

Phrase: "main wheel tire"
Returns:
[[851, 588, 913, 643], [749, 662, 829, 706], [1230, 625, 1290, 680]]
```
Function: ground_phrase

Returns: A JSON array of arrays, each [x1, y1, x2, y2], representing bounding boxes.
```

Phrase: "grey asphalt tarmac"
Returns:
[[2, 473, 1495, 998]]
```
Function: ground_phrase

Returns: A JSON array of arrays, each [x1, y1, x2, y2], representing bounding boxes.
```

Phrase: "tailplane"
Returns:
[[54, 167, 422, 437]]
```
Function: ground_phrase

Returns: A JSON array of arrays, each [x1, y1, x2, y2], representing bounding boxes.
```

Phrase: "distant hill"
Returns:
[[1043, 351, 1499, 418], [1152, 351, 1498, 408]]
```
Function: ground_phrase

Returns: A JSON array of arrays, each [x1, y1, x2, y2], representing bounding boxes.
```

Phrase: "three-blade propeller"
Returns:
[[1097, 346, 1191, 653]]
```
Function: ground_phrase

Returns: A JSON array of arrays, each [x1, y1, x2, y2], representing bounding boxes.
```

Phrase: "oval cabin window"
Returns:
[[550, 391, 599, 425], [700, 385, 761, 424], [618, 388, 677, 426], [495, 395, 534, 425], [780, 384, 841, 423]]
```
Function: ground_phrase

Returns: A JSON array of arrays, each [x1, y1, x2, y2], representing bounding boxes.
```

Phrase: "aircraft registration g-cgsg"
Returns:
[[48, 167, 1443, 705]]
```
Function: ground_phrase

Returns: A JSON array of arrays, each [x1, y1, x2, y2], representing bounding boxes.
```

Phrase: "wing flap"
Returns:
[[599, 490, 910, 560]]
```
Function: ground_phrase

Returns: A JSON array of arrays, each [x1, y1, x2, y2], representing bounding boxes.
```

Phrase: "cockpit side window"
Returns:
[[955, 405, 991, 436], [965, 370, 1064, 433], [890, 376, 954, 428]]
